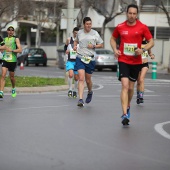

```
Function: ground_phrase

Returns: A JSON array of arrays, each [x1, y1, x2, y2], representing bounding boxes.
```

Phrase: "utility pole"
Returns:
[[61, 0, 80, 84], [62, 0, 80, 38], [67, 0, 74, 38]]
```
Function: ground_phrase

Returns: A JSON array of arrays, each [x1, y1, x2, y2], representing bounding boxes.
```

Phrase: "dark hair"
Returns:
[[83, 17, 92, 24], [73, 27, 79, 32], [127, 4, 138, 13]]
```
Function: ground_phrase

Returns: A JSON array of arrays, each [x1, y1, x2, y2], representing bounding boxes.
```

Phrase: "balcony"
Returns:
[[140, 5, 170, 13]]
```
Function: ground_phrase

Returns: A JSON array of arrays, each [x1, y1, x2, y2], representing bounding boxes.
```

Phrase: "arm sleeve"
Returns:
[[96, 31, 103, 44], [143, 25, 153, 41], [112, 27, 119, 39]]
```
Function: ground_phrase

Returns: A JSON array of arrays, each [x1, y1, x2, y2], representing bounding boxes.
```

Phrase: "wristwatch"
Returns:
[[142, 48, 146, 53], [93, 45, 96, 49]]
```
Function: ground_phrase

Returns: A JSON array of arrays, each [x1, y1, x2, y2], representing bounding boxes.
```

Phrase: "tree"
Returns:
[[0, 0, 29, 35], [83, 0, 127, 42], [75, 0, 86, 28], [156, 0, 170, 27]]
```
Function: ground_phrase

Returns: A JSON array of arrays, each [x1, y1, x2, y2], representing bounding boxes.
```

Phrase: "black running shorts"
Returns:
[[118, 62, 141, 82], [141, 62, 149, 70], [1, 60, 17, 72]]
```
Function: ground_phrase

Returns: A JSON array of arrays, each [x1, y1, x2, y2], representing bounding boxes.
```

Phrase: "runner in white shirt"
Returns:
[[73, 17, 103, 107]]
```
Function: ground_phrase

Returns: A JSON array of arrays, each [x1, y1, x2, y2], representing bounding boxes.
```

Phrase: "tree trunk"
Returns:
[[101, 21, 106, 47]]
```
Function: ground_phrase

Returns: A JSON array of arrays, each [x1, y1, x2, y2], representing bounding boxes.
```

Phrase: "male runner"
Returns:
[[0, 26, 22, 99], [136, 39, 155, 104], [64, 27, 79, 98], [73, 17, 103, 107], [110, 4, 154, 125]]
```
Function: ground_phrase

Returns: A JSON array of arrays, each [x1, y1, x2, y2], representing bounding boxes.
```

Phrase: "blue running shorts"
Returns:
[[66, 61, 78, 74], [74, 57, 95, 74]]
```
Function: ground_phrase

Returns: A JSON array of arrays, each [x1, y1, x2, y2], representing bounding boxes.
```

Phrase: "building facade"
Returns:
[[1, 0, 170, 67]]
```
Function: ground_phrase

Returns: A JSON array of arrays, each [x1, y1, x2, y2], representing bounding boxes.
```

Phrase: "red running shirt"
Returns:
[[112, 20, 153, 65]]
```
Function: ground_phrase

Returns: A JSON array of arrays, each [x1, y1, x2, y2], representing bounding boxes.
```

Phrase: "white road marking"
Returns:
[[154, 121, 170, 140], [8, 105, 70, 110]]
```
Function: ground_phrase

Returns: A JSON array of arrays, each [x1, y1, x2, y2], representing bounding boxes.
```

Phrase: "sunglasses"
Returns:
[[7, 29, 14, 31]]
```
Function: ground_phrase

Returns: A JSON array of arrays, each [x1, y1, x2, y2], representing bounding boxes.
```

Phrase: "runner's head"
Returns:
[[126, 4, 138, 25], [72, 27, 79, 38], [127, 4, 138, 13], [83, 17, 92, 33], [7, 25, 15, 37]]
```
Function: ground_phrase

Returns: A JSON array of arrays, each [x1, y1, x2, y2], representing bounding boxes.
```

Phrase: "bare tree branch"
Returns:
[[156, 0, 170, 26]]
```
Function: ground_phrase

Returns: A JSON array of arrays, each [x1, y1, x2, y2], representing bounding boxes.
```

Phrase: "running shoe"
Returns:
[[11, 88, 17, 98], [127, 106, 130, 119], [72, 91, 77, 98], [136, 98, 144, 104], [139, 92, 144, 103], [0, 91, 4, 99], [121, 114, 130, 126], [68, 90, 72, 97], [77, 99, 84, 107], [85, 91, 93, 103], [139, 98, 144, 103]]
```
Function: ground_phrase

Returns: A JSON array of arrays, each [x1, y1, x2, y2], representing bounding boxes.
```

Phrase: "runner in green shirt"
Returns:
[[0, 26, 22, 99]]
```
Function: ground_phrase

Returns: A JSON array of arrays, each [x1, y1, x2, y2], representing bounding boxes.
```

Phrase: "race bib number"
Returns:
[[81, 56, 92, 64], [142, 51, 149, 58], [70, 50, 77, 59], [5, 52, 12, 60], [141, 44, 149, 58], [124, 43, 138, 56]]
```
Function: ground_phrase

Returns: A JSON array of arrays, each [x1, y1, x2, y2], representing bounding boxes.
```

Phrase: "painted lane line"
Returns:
[[154, 121, 170, 140], [8, 105, 70, 110]]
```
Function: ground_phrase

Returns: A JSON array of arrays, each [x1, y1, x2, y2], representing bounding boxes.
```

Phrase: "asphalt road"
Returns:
[[0, 65, 170, 170]]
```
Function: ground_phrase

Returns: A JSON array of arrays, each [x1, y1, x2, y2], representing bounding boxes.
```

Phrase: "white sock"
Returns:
[[68, 77, 72, 91], [73, 80, 78, 92]]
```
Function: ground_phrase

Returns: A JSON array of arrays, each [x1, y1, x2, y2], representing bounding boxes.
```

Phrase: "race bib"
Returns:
[[142, 51, 149, 58], [81, 56, 92, 64], [141, 44, 149, 58], [124, 43, 138, 56], [5, 52, 12, 60], [70, 50, 77, 59]]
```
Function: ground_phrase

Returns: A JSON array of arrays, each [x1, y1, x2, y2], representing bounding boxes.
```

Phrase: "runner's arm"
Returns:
[[73, 40, 78, 51], [148, 49, 155, 59], [0, 36, 6, 51], [110, 36, 121, 58], [13, 38, 22, 53], [64, 38, 70, 52], [142, 38, 154, 52]]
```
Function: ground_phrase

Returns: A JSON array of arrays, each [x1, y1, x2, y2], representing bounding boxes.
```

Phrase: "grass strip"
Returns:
[[2, 76, 66, 87]]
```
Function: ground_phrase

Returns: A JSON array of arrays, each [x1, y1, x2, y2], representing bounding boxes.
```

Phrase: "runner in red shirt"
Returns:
[[110, 4, 154, 125]]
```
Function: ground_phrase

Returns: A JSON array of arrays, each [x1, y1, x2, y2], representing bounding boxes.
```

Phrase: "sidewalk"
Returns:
[[148, 63, 169, 74], [4, 85, 69, 94]]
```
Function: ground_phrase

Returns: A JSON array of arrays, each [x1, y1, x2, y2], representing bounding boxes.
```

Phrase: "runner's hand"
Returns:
[[114, 49, 121, 59], [65, 50, 69, 54], [5, 47, 12, 52], [150, 54, 155, 59], [135, 48, 143, 56], [73, 46, 77, 51]]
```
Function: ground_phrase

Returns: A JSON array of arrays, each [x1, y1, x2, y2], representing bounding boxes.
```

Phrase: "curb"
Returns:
[[4, 85, 69, 93]]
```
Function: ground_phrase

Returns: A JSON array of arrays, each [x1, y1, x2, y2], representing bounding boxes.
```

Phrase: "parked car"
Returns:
[[17, 48, 47, 66], [94, 48, 117, 71]]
